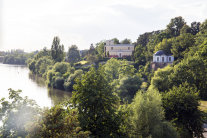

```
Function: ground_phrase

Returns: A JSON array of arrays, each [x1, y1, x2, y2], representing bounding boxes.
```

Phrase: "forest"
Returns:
[[1, 16, 207, 138]]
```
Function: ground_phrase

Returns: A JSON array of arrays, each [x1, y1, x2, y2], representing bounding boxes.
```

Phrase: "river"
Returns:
[[0, 63, 71, 107]]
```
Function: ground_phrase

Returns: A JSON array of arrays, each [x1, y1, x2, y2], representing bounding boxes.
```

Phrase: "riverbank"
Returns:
[[0, 63, 71, 107]]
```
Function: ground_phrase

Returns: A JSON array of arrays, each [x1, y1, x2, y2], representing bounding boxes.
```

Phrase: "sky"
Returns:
[[0, 0, 207, 52]]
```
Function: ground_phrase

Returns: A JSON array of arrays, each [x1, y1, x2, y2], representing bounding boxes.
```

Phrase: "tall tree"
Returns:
[[129, 88, 178, 138], [66, 45, 80, 64], [166, 16, 186, 37], [72, 66, 120, 137], [95, 41, 105, 56], [162, 83, 204, 137], [171, 33, 195, 59], [51, 36, 65, 62], [191, 21, 200, 35]]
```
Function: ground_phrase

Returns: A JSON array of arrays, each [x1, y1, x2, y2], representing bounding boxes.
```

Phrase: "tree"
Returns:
[[47, 62, 74, 90], [162, 83, 204, 137], [95, 42, 105, 56], [199, 19, 207, 34], [171, 33, 195, 59], [66, 45, 80, 64], [151, 66, 174, 92], [191, 21, 200, 35], [180, 24, 191, 34], [86, 44, 98, 63], [0, 89, 40, 137], [115, 75, 142, 103], [104, 58, 136, 84], [154, 38, 173, 54], [112, 38, 120, 44], [51, 36, 65, 62], [136, 30, 162, 47], [133, 44, 146, 66], [26, 105, 90, 138], [104, 58, 121, 82], [121, 38, 131, 44], [166, 16, 186, 37], [64, 69, 83, 91], [129, 88, 178, 138], [72, 66, 120, 137]]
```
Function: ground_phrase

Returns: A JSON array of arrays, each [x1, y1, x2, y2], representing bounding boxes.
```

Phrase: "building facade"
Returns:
[[153, 50, 174, 63], [104, 40, 134, 58], [151, 50, 174, 70]]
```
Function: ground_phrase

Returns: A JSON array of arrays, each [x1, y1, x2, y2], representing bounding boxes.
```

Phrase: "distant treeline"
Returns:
[[1, 49, 36, 65]]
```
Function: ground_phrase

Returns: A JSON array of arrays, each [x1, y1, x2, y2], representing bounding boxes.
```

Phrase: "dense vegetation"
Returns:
[[1, 16, 207, 137], [2, 50, 35, 65]]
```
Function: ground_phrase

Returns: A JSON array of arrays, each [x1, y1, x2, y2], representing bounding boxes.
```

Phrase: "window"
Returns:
[[162, 57, 164, 62], [169, 57, 171, 62], [157, 57, 159, 62], [111, 47, 113, 50], [128, 47, 130, 50]]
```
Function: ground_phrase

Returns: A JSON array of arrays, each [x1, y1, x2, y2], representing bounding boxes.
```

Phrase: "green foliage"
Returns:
[[151, 39, 207, 99], [104, 58, 121, 82], [27, 48, 54, 78], [3, 50, 34, 65], [136, 31, 160, 47], [0, 89, 40, 137], [64, 69, 83, 91], [26, 105, 90, 138], [190, 21, 200, 35], [51, 36, 65, 62], [0, 89, 90, 138], [128, 89, 178, 138], [72, 66, 120, 137], [121, 38, 131, 44], [95, 41, 105, 56], [104, 58, 136, 84], [112, 38, 120, 44], [3, 54, 27, 65], [166, 16, 186, 37], [154, 38, 173, 54], [47, 62, 74, 90], [199, 19, 207, 34], [66, 45, 80, 64], [35, 56, 53, 75], [171, 33, 195, 59], [162, 83, 204, 137], [133, 44, 146, 66], [151, 66, 174, 92], [180, 24, 191, 34], [115, 75, 142, 103]]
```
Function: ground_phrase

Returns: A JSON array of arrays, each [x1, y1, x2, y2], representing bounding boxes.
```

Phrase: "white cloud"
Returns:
[[1, 0, 207, 51]]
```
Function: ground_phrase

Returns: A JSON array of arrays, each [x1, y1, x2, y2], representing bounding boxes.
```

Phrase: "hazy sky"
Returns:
[[0, 0, 207, 52]]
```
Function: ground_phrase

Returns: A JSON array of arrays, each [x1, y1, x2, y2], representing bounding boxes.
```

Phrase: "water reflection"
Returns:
[[28, 73, 46, 87], [28, 72, 72, 106], [0, 64, 71, 107], [48, 88, 72, 105]]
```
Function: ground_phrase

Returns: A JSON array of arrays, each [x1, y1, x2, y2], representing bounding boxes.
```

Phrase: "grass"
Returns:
[[199, 100, 207, 112]]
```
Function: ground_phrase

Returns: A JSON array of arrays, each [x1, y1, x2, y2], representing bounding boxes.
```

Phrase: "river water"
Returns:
[[0, 63, 71, 107]]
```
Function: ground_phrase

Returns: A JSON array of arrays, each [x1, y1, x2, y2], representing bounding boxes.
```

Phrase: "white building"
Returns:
[[104, 40, 134, 58], [153, 50, 174, 63]]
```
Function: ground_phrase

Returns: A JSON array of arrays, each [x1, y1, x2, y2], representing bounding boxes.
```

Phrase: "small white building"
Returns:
[[153, 50, 174, 63]]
